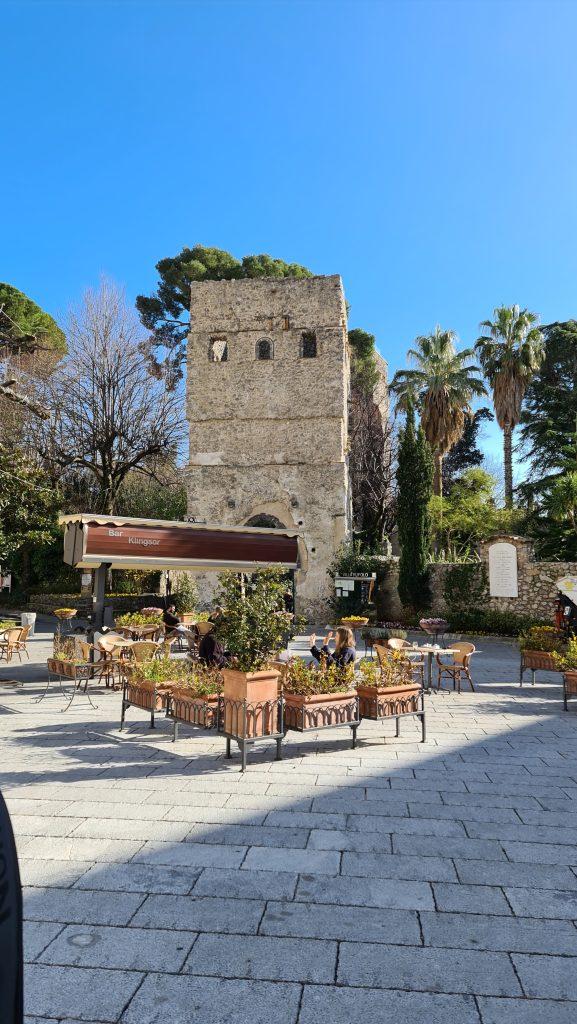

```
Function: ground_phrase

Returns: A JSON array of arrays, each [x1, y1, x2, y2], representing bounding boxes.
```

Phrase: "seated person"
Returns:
[[198, 630, 229, 668], [163, 605, 195, 641], [310, 627, 356, 668], [208, 605, 225, 626]]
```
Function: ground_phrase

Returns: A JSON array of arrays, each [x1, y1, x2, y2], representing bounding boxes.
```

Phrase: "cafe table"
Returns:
[[408, 643, 445, 692]]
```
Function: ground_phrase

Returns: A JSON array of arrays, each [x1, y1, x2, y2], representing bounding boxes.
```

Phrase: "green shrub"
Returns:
[[519, 626, 565, 653], [445, 609, 549, 637], [282, 659, 355, 695], [442, 562, 488, 614]]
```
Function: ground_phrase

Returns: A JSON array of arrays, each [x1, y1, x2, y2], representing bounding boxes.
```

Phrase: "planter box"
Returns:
[[340, 618, 369, 629], [283, 690, 358, 732], [168, 689, 220, 729], [222, 667, 280, 738], [521, 650, 558, 672], [357, 682, 422, 719], [125, 679, 167, 712]]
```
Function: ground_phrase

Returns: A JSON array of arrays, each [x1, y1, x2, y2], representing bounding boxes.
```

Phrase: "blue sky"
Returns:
[[3, 0, 577, 473]]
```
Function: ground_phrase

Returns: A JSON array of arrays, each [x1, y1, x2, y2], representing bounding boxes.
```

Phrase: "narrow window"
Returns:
[[256, 338, 273, 360], [283, 316, 290, 331], [300, 331, 317, 358], [208, 336, 228, 362]]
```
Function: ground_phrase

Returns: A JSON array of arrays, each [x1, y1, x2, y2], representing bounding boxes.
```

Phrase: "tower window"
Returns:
[[283, 316, 290, 331], [300, 331, 317, 358], [256, 338, 273, 361], [209, 336, 228, 362]]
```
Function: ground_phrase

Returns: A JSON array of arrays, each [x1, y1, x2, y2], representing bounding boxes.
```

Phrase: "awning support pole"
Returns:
[[92, 562, 110, 633]]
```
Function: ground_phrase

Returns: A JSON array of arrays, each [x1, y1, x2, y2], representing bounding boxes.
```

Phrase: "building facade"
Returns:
[[186, 275, 351, 616]]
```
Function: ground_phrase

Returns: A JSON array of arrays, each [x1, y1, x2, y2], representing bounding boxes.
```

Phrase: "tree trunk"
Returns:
[[433, 452, 443, 497], [503, 425, 513, 507]]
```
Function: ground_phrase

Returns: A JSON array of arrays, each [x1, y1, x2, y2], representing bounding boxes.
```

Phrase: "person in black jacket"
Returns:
[[0, 790, 23, 1023], [198, 630, 230, 669], [310, 626, 356, 668]]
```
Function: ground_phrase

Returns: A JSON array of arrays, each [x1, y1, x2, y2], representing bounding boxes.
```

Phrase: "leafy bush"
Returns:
[[519, 626, 565, 653], [445, 609, 549, 637], [135, 657, 222, 695], [553, 636, 577, 672], [442, 562, 488, 614], [116, 611, 163, 627], [282, 659, 355, 696], [217, 568, 290, 672], [172, 573, 198, 614], [358, 651, 414, 688]]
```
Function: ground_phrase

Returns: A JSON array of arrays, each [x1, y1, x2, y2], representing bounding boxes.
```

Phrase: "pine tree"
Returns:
[[396, 410, 434, 609]]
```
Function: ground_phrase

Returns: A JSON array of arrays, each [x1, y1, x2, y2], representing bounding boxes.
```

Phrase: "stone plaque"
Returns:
[[488, 542, 518, 598]]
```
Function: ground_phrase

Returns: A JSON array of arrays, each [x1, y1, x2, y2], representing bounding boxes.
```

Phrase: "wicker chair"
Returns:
[[436, 642, 476, 693], [130, 641, 162, 663], [0, 626, 30, 664]]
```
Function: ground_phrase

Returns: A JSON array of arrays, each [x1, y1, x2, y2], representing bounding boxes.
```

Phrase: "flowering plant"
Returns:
[[282, 658, 355, 695]]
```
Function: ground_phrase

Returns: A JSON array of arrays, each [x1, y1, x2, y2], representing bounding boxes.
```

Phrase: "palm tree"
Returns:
[[475, 306, 544, 507], [391, 327, 486, 496]]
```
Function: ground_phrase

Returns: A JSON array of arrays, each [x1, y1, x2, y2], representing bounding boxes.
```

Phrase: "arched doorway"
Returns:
[[245, 514, 287, 530]]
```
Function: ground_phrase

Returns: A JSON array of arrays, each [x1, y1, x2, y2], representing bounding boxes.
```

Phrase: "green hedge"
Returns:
[[398, 607, 549, 637]]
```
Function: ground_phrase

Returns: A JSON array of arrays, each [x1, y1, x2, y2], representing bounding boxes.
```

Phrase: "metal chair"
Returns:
[[436, 642, 476, 692]]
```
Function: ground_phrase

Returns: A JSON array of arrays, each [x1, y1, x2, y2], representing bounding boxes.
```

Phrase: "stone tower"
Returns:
[[186, 275, 351, 616]]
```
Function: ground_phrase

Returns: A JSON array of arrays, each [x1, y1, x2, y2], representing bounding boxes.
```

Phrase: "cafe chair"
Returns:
[[436, 642, 476, 693]]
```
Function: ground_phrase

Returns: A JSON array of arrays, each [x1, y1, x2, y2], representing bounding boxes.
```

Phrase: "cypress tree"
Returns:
[[396, 409, 434, 609]]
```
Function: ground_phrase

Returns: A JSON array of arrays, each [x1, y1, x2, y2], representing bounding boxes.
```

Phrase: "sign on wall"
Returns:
[[488, 542, 518, 598]]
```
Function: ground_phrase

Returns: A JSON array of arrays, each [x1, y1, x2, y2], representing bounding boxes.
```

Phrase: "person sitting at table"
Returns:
[[310, 627, 356, 668], [198, 630, 230, 668]]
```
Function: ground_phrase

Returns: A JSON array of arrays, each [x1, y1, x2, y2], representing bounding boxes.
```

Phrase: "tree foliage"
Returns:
[[0, 444, 58, 566], [391, 327, 485, 495], [0, 282, 65, 422], [37, 280, 185, 515], [396, 410, 434, 609], [217, 567, 289, 672], [136, 245, 311, 380], [475, 304, 544, 506], [430, 468, 524, 560], [442, 407, 493, 491], [348, 328, 394, 549]]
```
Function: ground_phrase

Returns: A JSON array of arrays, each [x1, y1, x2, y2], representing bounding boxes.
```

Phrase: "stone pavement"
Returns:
[[2, 629, 577, 1023]]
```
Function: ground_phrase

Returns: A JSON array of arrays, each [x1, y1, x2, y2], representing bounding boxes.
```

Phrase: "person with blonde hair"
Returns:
[[310, 626, 356, 668]]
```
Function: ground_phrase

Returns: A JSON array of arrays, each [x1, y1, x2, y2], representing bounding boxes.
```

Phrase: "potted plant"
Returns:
[[166, 667, 223, 733], [519, 626, 565, 679], [217, 568, 289, 737], [340, 614, 369, 629], [357, 651, 421, 719], [552, 637, 577, 709], [419, 617, 448, 640], [282, 659, 358, 732]]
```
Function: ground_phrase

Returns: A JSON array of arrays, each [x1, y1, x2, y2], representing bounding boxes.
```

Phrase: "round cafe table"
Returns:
[[409, 643, 444, 692]]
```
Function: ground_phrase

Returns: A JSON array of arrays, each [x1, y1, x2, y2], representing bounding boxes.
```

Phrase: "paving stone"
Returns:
[[512, 953, 577, 999], [185, 932, 336, 982], [433, 882, 511, 915], [340, 850, 458, 881], [184, 822, 312, 848], [307, 828, 392, 852], [130, 894, 265, 933], [69, 817, 192, 842], [21, 836, 145, 862], [242, 846, 340, 874], [478, 997, 577, 1023], [19, 859, 91, 888], [393, 834, 507, 860], [298, 986, 481, 1024], [263, 810, 346, 829], [296, 872, 434, 910], [192, 867, 297, 900], [441, 792, 541, 810], [133, 840, 246, 868], [121, 972, 301, 1024], [504, 886, 577, 919], [261, 900, 421, 943], [421, 910, 577, 954], [465, 820, 577, 845], [312, 795, 410, 815], [24, 921, 64, 961], [74, 862, 199, 894], [145, 789, 229, 807], [57, 800, 174, 820], [455, 858, 577, 891], [163, 805, 267, 825], [503, 841, 577, 865], [408, 801, 519, 824], [338, 940, 521, 995], [23, 886, 145, 925], [38, 923, 196, 971], [24, 964, 143, 1022], [346, 813, 466, 836], [10, 814, 76, 837]]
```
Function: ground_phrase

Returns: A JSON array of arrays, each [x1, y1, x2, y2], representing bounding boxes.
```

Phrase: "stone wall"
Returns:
[[186, 275, 352, 618], [379, 536, 572, 624]]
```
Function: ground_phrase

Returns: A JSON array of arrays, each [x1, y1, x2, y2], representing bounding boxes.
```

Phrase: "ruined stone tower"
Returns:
[[186, 275, 351, 616]]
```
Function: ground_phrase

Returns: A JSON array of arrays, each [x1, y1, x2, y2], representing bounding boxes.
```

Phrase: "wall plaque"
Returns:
[[488, 541, 518, 598]]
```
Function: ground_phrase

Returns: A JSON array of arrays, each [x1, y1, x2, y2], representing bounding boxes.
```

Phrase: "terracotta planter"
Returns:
[[222, 667, 280, 738], [357, 682, 422, 719], [283, 690, 358, 731], [340, 618, 369, 629], [168, 689, 220, 729], [521, 650, 559, 673], [125, 679, 167, 712]]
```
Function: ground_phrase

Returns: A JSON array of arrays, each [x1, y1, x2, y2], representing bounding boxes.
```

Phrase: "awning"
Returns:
[[60, 515, 300, 572]]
